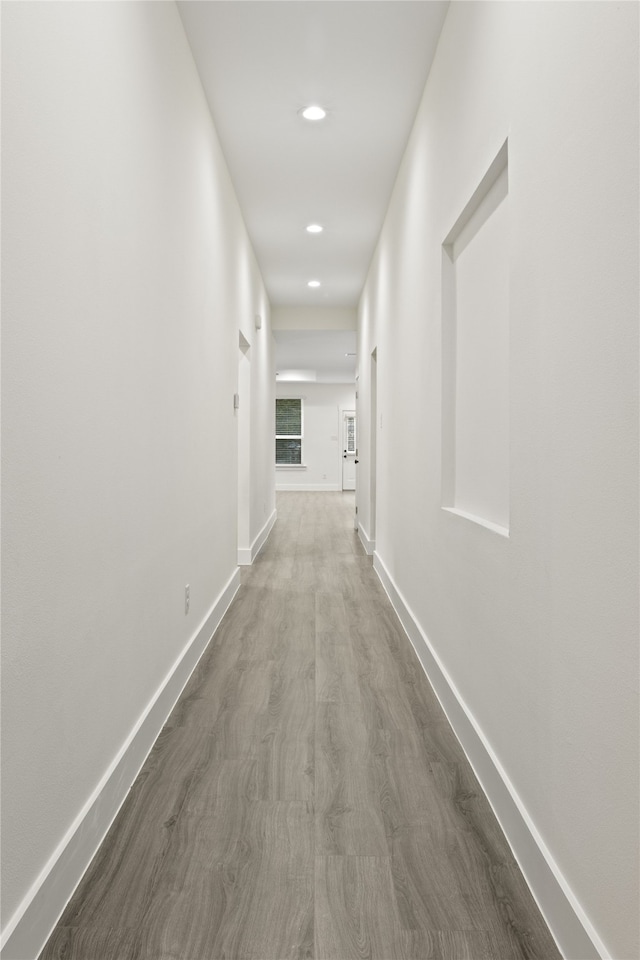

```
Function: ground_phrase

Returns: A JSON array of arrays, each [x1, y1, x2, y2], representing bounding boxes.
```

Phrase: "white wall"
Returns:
[[276, 383, 356, 491], [358, 3, 638, 959], [272, 305, 356, 331], [1, 3, 274, 955]]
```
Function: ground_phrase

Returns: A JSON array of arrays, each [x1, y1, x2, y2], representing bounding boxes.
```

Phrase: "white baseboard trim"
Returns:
[[275, 483, 342, 492], [237, 508, 277, 566], [357, 522, 375, 556], [372, 551, 608, 960], [1, 567, 242, 960]]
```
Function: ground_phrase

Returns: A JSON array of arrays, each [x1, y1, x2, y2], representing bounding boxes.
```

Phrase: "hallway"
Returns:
[[3, 3, 638, 956], [39, 494, 560, 960]]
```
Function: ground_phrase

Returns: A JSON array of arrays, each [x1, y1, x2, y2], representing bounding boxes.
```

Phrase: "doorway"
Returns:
[[370, 348, 377, 544], [237, 332, 251, 563]]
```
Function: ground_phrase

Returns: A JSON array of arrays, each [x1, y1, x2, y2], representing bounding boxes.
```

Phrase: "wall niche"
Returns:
[[442, 140, 510, 536]]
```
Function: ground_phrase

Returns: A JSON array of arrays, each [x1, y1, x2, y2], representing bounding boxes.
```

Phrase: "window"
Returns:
[[275, 398, 303, 465]]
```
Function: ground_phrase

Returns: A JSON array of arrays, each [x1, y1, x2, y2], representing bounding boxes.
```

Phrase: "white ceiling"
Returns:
[[178, 1, 449, 309]]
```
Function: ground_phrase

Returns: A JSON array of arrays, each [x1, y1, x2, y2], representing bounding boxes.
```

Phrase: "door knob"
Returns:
[[355, 459, 359, 464]]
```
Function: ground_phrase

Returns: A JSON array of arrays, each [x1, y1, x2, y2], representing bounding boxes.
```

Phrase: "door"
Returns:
[[370, 349, 377, 542], [342, 410, 356, 491]]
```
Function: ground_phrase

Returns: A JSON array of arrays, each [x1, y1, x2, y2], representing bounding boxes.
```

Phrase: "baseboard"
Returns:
[[1, 567, 242, 960], [237, 508, 277, 565], [372, 551, 608, 960], [275, 482, 342, 492], [357, 522, 375, 555]]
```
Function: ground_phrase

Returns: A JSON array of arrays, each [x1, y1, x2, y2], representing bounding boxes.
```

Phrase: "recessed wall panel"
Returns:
[[442, 143, 509, 533]]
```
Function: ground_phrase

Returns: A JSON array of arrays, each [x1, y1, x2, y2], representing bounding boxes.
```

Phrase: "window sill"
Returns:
[[442, 506, 509, 538], [276, 464, 307, 470]]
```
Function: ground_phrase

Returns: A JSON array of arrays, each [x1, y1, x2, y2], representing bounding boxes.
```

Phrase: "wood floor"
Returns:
[[40, 493, 561, 960]]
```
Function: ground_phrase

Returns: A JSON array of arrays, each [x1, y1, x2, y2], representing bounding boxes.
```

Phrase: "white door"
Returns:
[[370, 349, 377, 541], [342, 410, 357, 491]]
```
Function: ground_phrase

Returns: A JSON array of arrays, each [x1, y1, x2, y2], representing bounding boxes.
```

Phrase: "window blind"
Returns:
[[275, 398, 302, 436], [276, 398, 302, 464]]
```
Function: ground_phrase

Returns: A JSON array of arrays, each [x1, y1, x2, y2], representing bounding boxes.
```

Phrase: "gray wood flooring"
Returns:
[[39, 492, 562, 960]]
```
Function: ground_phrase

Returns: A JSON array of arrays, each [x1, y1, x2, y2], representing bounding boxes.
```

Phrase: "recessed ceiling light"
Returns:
[[300, 105, 326, 121], [307, 280, 321, 288], [306, 224, 323, 234]]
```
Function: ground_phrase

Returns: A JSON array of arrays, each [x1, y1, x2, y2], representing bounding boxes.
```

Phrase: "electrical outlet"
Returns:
[[185, 584, 190, 615]]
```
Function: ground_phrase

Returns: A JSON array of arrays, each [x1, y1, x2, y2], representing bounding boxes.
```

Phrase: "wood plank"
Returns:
[[136, 799, 314, 960], [315, 701, 388, 856], [314, 855, 409, 960]]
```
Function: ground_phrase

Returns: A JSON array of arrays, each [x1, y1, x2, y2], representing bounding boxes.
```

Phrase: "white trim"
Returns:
[[275, 464, 307, 470], [237, 508, 277, 566], [372, 550, 608, 960], [357, 522, 375, 555], [275, 482, 341, 492], [0, 568, 241, 960]]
